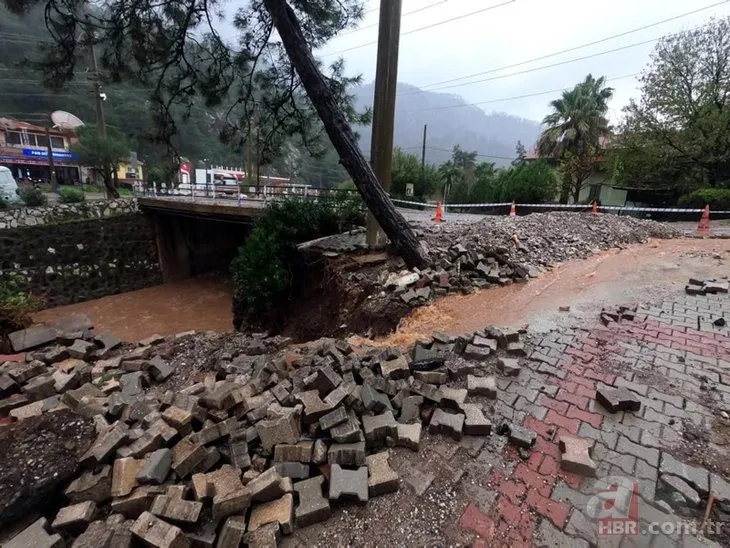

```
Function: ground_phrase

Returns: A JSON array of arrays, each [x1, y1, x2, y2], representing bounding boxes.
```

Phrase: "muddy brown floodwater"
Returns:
[[379, 238, 730, 346], [34, 274, 233, 343], [33, 238, 730, 345]]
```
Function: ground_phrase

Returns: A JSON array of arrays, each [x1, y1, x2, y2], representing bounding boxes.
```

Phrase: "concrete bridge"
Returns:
[[137, 196, 262, 282]]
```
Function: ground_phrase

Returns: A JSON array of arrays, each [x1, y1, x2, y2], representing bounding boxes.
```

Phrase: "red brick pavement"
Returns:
[[458, 291, 730, 545]]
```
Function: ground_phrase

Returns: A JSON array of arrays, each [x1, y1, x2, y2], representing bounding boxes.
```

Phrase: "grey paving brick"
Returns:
[[578, 422, 618, 450], [534, 518, 589, 547], [616, 436, 659, 467], [564, 509, 597, 545], [614, 377, 649, 396], [634, 458, 658, 482], [659, 453, 709, 496]]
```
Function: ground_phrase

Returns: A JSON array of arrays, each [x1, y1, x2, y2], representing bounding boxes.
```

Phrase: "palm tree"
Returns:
[[538, 74, 614, 202], [438, 160, 461, 202]]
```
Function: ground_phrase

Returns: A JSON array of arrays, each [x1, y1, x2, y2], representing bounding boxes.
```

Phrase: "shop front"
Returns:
[[0, 148, 82, 185]]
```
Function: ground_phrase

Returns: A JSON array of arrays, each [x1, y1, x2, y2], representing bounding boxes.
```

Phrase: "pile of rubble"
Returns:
[[368, 212, 679, 306], [1, 316, 551, 547], [685, 277, 730, 296]]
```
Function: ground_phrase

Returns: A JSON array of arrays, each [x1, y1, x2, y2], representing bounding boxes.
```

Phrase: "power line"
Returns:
[[399, 73, 640, 113], [406, 0, 730, 93], [400, 35, 666, 95], [425, 146, 515, 161], [322, 0, 516, 57], [337, 0, 448, 37]]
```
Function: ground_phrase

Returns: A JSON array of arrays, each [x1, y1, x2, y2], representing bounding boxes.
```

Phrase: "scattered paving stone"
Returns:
[[596, 386, 642, 413], [256, 407, 302, 451], [275, 461, 310, 480], [4, 517, 64, 548], [293, 476, 331, 527], [169, 437, 206, 480], [243, 522, 279, 548], [329, 464, 368, 504], [9, 325, 58, 352], [328, 440, 367, 466], [396, 422, 422, 451], [500, 422, 536, 448], [111, 457, 144, 497], [272, 441, 311, 463], [461, 404, 492, 436], [559, 436, 597, 477], [497, 358, 522, 376], [136, 449, 172, 485], [131, 510, 188, 548], [150, 485, 203, 524], [216, 516, 246, 548], [366, 451, 399, 497], [362, 410, 398, 445], [248, 468, 292, 503], [379, 356, 410, 379], [330, 418, 364, 443], [429, 409, 464, 441], [318, 406, 348, 431], [249, 494, 294, 536], [360, 384, 392, 413], [51, 501, 97, 533], [466, 375, 497, 398]]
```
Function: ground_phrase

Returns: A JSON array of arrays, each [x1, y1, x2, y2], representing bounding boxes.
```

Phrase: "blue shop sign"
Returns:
[[22, 149, 80, 161]]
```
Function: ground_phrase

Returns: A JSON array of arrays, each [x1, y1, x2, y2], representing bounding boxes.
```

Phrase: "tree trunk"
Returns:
[[262, 0, 428, 269], [559, 174, 571, 204]]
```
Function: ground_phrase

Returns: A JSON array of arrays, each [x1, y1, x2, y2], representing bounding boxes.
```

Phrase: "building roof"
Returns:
[[525, 133, 613, 161], [0, 117, 67, 137]]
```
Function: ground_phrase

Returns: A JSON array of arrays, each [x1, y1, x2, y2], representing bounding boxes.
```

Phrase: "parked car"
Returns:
[[0, 166, 21, 204]]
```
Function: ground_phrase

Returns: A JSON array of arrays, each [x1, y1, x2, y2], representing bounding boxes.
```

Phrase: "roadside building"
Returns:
[[116, 155, 145, 187], [0, 117, 81, 185]]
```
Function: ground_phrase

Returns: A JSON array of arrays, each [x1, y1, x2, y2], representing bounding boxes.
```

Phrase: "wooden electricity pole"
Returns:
[[366, 0, 403, 248], [263, 0, 428, 268], [45, 124, 57, 193]]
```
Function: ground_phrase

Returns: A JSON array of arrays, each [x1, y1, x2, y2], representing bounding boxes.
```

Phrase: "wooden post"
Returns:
[[366, 0, 403, 248]]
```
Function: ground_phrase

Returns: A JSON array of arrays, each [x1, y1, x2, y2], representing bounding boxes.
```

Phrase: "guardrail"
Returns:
[[390, 198, 730, 221], [132, 185, 730, 221], [133, 183, 359, 205]]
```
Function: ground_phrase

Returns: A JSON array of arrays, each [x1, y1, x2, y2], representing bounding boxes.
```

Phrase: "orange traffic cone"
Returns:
[[433, 201, 443, 223], [592, 201, 598, 214], [509, 201, 517, 217], [697, 204, 711, 234]]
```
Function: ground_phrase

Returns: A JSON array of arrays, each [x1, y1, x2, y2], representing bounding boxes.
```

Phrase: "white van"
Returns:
[[0, 166, 20, 204]]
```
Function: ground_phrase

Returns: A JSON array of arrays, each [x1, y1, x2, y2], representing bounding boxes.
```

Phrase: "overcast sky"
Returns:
[[313, 0, 730, 124]]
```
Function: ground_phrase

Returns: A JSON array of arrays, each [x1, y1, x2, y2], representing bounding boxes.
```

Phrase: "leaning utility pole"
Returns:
[[45, 124, 57, 192], [89, 43, 107, 139], [366, 0, 403, 248], [420, 123, 427, 175]]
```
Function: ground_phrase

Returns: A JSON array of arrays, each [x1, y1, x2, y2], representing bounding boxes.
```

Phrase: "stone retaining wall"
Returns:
[[0, 213, 161, 308], [0, 198, 137, 229]]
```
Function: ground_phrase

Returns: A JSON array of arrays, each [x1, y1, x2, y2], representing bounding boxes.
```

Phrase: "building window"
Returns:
[[50, 136, 64, 149], [35, 134, 49, 148], [6, 131, 22, 145]]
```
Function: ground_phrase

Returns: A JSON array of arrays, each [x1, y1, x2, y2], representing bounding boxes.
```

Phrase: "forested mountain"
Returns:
[[0, 5, 252, 171], [1, 7, 540, 184], [354, 83, 541, 167]]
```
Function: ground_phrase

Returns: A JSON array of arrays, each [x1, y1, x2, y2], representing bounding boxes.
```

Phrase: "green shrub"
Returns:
[[231, 195, 365, 321], [0, 274, 41, 352], [18, 186, 47, 207], [59, 186, 86, 204], [678, 188, 730, 210]]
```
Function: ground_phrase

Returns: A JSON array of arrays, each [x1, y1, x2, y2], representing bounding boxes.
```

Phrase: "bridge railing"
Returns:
[[134, 182, 360, 205]]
